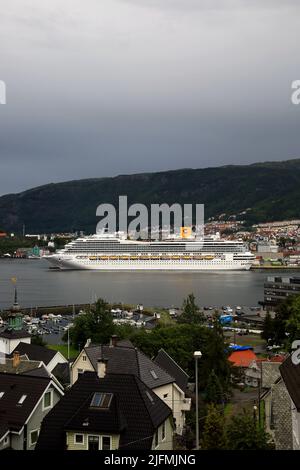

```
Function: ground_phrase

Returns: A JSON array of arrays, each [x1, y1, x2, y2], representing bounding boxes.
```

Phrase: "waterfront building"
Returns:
[[264, 276, 300, 307], [0, 288, 31, 355]]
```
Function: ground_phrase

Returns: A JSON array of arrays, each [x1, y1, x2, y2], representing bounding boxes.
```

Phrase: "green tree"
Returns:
[[129, 322, 231, 393], [177, 294, 205, 324], [267, 294, 300, 347], [261, 311, 274, 342], [285, 296, 300, 347], [201, 316, 231, 394], [205, 369, 224, 405], [31, 335, 47, 347], [227, 410, 273, 450], [201, 404, 227, 450], [63, 298, 115, 348]]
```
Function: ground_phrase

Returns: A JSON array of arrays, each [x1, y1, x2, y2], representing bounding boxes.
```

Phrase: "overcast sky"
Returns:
[[0, 0, 300, 195]]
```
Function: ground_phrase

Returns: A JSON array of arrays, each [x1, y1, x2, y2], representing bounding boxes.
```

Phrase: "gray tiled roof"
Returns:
[[84, 344, 174, 389], [280, 355, 300, 411], [9, 342, 57, 366], [0, 329, 30, 339], [0, 372, 51, 439], [0, 358, 41, 374], [154, 349, 189, 392], [36, 372, 172, 450]]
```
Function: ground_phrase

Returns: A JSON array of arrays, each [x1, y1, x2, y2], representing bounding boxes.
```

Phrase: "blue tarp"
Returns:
[[219, 315, 233, 324], [228, 344, 253, 351]]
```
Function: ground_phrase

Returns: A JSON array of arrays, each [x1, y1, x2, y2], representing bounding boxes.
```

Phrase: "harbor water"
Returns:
[[0, 259, 298, 310]]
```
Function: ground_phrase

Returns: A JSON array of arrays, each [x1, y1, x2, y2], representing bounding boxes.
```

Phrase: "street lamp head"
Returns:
[[194, 351, 202, 359]]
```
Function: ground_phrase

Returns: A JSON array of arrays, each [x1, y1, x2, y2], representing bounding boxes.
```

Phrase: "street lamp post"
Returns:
[[194, 350, 202, 450]]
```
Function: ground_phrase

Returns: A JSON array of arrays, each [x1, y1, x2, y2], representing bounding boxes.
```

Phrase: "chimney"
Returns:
[[13, 351, 20, 368], [85, 338, 91, 348], [97, 358, 108, 378], [110, 335, 118, 348]]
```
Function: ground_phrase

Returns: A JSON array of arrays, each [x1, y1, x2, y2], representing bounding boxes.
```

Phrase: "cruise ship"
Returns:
[[44, 231, 254, 271]]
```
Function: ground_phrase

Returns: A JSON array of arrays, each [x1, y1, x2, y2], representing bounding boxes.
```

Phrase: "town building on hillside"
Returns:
[[8, 342, 68, 376], [70, 337, 191, 435], [0, 372, 63, 450], [0, 288, 31, 355], [36, 368, 174, 451], [260, 358, 292, 450], [280, 355, 300, 450]]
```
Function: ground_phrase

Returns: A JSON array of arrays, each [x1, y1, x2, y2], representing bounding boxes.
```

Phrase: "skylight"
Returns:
[[150, 370, 158, 379], [90, 392, 113, 409], [18, 394, 27, 405]]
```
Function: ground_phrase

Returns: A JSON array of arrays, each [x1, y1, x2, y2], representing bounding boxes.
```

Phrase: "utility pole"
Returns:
[[194, 351, 202, 450], [67, 326, 70, 360], [258, 362, 262, 427]]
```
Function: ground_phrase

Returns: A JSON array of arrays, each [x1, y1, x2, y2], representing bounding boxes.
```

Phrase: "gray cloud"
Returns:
[[0, 0, 300, 195]]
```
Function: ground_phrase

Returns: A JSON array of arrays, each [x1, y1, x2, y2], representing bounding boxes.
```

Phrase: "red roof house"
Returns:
[[228, 349, 258, 368]]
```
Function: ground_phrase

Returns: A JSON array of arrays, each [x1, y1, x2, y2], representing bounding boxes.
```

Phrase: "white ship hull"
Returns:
[[45, 256, 252, 271], [44, 232, 255, 271]]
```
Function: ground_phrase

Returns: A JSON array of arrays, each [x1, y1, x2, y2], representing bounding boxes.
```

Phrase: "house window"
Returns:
[[78, 368, 84, 375], [75, 434, 84, 444], [82, 355, 87, 362], [43, 391, 53, 410], [88, 435, 100, 451], [102, 436, 111, 450], [3, 436, 9, 446], [162, 422, 166, 441], [154, 430, 159, 448], [30, 429, 39, 446], [163, 393, 168, 399]]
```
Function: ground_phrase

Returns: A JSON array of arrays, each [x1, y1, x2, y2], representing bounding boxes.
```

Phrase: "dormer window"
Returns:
[[90, 392, 113, 409]]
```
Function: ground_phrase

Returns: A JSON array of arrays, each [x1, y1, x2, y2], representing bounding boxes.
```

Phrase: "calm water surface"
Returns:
[[0, 259, 298, 309]]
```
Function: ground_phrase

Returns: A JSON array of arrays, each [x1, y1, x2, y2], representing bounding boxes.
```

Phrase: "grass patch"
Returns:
[[224, 403, 233, 417], [47, 343, 79, 360]]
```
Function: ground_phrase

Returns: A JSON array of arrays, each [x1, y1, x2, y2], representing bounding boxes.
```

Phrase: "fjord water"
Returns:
[[0, 259, 297, 310]]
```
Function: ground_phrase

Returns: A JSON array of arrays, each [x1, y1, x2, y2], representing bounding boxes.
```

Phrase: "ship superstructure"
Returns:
[[44, 231, 254, 271]]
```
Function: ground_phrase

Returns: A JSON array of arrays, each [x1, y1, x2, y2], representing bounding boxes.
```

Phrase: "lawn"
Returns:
[[47, 343, 79, 360], [224, 332, 266, 348]]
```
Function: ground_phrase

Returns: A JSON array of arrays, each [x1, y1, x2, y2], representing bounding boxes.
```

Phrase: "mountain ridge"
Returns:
[[1, 158, 300, 233]]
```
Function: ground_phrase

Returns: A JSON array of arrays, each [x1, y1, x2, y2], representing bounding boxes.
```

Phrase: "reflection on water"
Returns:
[[0, 259, 298, 309]]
